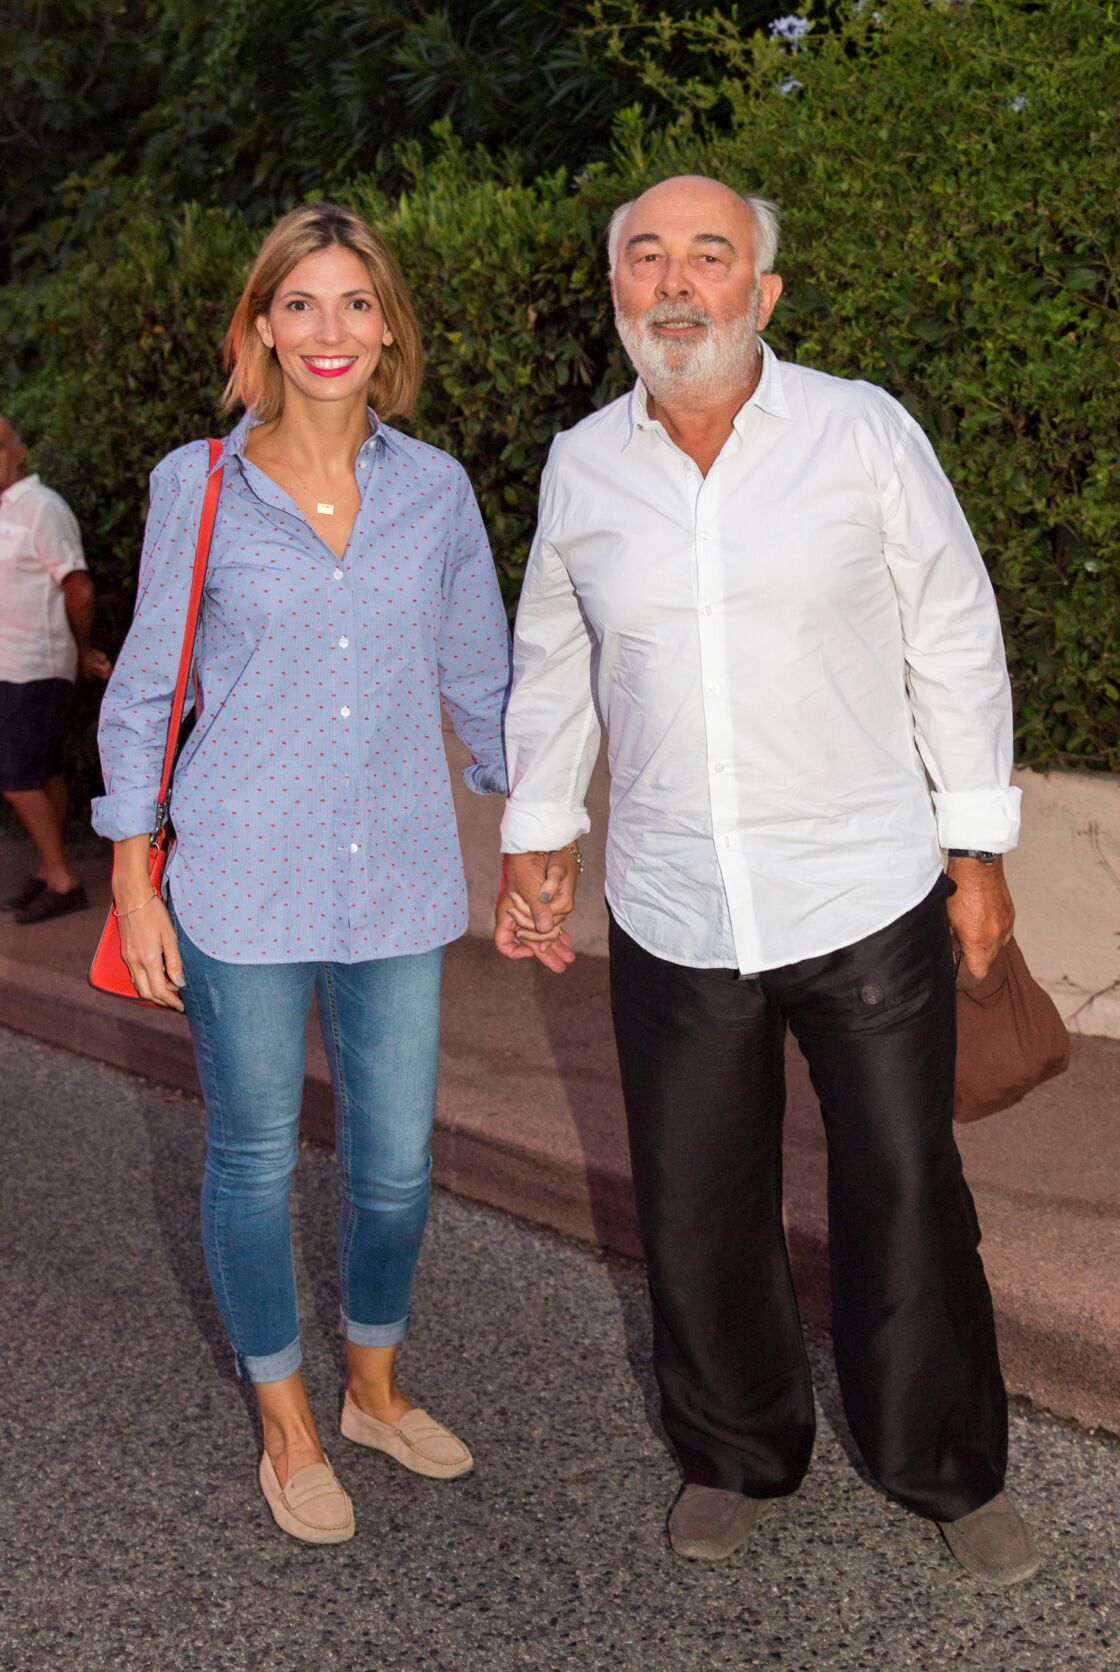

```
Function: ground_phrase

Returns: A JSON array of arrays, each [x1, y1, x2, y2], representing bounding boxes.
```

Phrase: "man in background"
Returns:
[[0, 416, 111, 923]]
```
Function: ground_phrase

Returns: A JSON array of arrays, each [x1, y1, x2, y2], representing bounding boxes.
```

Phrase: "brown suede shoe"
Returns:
[[340, 1393, 473, 1479], [668, 1483, 761, 1560], [258, 1451, 355, 1544], [938, 1491, 1040, 1584]]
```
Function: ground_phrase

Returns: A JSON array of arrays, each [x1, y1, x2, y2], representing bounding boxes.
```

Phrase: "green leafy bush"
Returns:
[[6, 196, 254, 647], [5, 0, 1117, 779], [4, 150, 619, 636], [347, 153, 631, 600], [592, 0, 1119, 767], [3, 0, 780, 280], [4, 192, 254, 788]]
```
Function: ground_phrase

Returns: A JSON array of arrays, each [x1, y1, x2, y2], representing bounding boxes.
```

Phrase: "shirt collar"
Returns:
[[213, 408, 387, 473], [0, 474, 40, 506], [623, 338, 788, 451]]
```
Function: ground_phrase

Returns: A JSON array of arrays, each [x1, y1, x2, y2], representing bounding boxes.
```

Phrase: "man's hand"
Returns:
[[494, 848, 581, 974], [946, 855, 1014, 980], [80, 647, 113, 680]]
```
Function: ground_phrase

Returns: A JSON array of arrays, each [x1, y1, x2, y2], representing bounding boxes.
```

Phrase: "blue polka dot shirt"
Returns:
[[93, 411, 511, 963]]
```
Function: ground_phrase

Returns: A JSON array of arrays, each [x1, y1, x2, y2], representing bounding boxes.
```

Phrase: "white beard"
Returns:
[[614, 283, 761, 407]]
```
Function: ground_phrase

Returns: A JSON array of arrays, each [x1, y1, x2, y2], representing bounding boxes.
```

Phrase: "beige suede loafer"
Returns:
[[259, 1451, 355, 1544], [938, 1491, 1040, 1585], [668, 1483, 762, 1560], [340, 1392, 473, 1479]]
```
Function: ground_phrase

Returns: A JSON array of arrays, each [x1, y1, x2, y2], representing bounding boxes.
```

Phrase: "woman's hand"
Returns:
[[112, 834, 186, 1010], [117, 895, 186, 1009]]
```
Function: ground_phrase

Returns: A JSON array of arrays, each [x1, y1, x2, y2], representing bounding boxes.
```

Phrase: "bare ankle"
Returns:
[[347, 1378, 412, 1425], [43, 864, 79, 893], [263, 1430, 324, 1486]]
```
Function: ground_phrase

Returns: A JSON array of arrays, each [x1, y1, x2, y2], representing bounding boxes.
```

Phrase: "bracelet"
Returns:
[[564, 843, 584, 874], [111, 891, 160, 919]]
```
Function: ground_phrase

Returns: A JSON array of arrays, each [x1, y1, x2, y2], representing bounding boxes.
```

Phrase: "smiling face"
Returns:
[[610, 176, 782, 407], [254, 244, 393, 408]]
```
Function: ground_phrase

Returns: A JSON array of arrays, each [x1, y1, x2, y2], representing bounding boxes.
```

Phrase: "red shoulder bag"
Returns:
[[88, 441, 224, 1004]]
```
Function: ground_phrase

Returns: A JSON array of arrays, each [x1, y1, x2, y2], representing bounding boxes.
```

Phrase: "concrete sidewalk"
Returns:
[[1, 838, 1118, 1436]]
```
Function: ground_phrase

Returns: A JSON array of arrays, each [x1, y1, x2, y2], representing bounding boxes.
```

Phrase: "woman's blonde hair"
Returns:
[[222, 202, 424, 423]]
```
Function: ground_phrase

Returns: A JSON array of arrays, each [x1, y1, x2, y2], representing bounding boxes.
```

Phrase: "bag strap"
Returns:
[[150, 439, 224, 846]]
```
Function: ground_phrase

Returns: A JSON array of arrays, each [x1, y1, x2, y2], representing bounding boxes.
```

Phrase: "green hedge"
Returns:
[[2, 0, 781, 279], [595, 0, 1120, 768], [6, 0, 1118, 778]]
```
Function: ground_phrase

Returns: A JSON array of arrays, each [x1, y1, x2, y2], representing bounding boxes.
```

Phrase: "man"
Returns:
[[495, 177, 1037, 1585], [0, 416, 111, 922]]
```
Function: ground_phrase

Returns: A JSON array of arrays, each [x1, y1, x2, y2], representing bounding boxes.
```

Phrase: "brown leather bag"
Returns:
[[954, 936, 1071, 1123]]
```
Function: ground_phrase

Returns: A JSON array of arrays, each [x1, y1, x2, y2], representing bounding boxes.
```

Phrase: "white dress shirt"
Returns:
[[501, 342, 1021, 974], [0, 475, 87, 683]]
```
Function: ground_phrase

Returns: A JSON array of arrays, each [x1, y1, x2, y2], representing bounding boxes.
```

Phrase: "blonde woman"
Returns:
[[94, 203, 510, 1543]]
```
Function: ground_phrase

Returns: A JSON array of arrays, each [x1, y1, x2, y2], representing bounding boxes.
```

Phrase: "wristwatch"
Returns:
[[946, 848, 998, 865]]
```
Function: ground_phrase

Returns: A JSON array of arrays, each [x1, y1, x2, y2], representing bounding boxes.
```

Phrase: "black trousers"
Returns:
[[609, 876, 1008, 1522]]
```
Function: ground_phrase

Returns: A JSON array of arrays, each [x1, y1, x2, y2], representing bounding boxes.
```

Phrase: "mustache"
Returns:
[[642, 303, 713, 329]]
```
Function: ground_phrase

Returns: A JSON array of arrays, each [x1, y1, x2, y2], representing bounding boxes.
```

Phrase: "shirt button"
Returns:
[[334, 567, 344, 580], [701, 605, 713, 617], [713, 762, 725, 774], [340, 705, 351, 718], [338, 636, 349, 649], [706, 683, 719, 694], [359, 461, 367, 470], [349, 843, 359, 853]]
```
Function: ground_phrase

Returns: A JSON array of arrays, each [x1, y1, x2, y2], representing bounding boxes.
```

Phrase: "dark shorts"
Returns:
[[0, 678, 71, 792]]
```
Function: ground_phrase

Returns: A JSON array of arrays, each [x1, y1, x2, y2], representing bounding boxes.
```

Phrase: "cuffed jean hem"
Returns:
[[236, 1336, 304, 1385], [342, 1311, 410, 1348]]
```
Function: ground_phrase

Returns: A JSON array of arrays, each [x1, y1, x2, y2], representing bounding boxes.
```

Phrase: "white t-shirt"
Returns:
[[0, 475, 87, 683]]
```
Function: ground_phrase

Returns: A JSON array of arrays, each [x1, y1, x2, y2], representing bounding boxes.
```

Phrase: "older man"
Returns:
[[0, 417, 110, 922], [495, 177, 1037, 1584]]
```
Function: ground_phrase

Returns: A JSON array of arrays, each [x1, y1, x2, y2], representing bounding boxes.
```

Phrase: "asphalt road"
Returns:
[[2, 1027, 1118, 1672]]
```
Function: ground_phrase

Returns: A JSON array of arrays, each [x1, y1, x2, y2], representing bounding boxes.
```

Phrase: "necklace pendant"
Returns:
[[316, 502, 335, 516]]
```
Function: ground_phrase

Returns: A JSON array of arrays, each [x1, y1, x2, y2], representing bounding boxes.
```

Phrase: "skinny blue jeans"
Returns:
[[170, 900, 444, 1384]]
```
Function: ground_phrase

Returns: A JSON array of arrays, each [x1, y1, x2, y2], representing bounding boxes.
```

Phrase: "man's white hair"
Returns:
[[607, 189, 780, 274]]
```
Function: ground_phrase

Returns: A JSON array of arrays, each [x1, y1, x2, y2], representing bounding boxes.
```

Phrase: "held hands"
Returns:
[[493, 848, 580, 975], [946, 855, 1015, 980]]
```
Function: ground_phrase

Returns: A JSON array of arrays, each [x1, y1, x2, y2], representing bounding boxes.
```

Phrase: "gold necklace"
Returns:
[[285, 459, 337, 517]]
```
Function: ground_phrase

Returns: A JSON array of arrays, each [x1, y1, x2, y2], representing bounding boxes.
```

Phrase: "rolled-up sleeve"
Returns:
[[91, 461, 194, 841], [438, 465, 511, 795], [500, 454, 600, 854], [881, 416, 1021, 853], [32, 495, 86, 584]]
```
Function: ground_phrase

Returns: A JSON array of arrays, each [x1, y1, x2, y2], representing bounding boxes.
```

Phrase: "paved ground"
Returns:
[[3, 1031, 1119, 1672], [3, 831, 1119, 1435]]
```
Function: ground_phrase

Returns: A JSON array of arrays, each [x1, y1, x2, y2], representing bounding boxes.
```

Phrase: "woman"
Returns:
[[93, 203, 511, 1544]]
